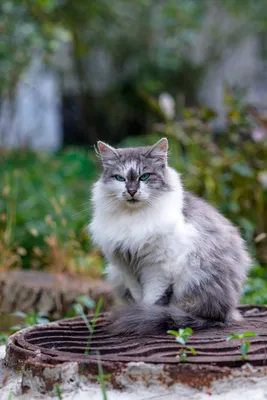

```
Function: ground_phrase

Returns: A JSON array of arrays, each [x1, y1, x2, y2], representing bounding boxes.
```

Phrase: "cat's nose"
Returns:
[[128, 189, 137, 197]]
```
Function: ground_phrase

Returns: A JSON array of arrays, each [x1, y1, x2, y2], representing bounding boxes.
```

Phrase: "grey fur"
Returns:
[[108, 304, 225, 336], [98, 142, 171, 192], [91, 139, 251, 336]]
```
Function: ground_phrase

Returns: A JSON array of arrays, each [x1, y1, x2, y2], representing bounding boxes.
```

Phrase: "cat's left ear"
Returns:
[[146, 138, 168, 162], [96, 141, 119, 163]]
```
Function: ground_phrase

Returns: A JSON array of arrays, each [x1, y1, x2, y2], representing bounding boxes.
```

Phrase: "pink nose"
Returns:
[[128, 189, 137, 197]]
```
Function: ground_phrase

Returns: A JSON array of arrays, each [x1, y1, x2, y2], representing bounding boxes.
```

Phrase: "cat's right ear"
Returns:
[[96, 141, 119, 163], [146, 138, 168, 163]]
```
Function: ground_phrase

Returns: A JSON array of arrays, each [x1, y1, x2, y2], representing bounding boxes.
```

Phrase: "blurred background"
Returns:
[[0, 0, 267, 331]]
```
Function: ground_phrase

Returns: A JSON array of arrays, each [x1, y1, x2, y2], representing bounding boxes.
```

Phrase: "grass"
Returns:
[[74, 296, 103, 355], [96, 352, 110, 400], [55, 385, 63, 400]]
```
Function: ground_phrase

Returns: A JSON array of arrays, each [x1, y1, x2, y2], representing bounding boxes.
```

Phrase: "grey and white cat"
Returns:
[[89, 138, 251, 335]]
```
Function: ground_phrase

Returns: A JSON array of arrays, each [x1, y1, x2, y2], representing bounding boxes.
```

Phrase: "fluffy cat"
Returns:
[[89, 138, 251, 335]]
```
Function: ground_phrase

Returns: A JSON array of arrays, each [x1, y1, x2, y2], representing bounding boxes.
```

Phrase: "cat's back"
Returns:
[[182, 191, 234, 231], [182, 190, 250, 268]]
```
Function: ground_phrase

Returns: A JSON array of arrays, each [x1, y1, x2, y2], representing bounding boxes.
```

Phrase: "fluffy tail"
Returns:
[[108, 304, 225, 336]]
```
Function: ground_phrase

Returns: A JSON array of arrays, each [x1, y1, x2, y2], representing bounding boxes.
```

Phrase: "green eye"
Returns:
[[140, 173, 150, 181], [115, 175, 125, 182]]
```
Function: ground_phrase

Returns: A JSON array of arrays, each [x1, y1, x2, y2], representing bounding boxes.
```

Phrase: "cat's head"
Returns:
[[96, 138, 171, 208]]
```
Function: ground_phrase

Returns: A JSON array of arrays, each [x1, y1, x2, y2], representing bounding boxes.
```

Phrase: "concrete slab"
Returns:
[[1, 345, 267, 400]]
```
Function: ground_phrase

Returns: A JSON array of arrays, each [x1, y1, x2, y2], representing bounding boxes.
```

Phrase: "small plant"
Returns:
[[168, 328, 197, 362], [226, 331, 257, 359], [0, 332, 9, 344], [72, 295, 96, 314], [76, 299, 109, 398], [91, 351, 111, 400], [10, 311, 49, 333], [74, 297, 103, 355], [55, 384, 63, 400]]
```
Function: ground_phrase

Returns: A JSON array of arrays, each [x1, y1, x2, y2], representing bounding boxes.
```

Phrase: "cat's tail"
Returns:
[[108, 304, 225, 336]]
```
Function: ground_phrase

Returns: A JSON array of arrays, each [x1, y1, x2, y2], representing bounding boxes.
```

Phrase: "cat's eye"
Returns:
[[114, 175, 125, 182], [139, 173, 150, 181]]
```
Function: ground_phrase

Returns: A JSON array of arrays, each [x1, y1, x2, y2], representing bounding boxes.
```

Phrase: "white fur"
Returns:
[[89, 167, 202, 305]]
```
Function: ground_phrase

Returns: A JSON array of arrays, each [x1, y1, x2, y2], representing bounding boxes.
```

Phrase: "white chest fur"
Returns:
[[89, 168, 199, 303]]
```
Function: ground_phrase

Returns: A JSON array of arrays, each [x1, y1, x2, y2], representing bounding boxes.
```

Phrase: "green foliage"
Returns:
[[0, 0, 71, 99], [0, 0, 206, 94], [0, 310, 49, 344], [91, 352, 111, 400], [10, 311, 49, 333], [160, 103, 266, 254], [72, 296, 103, 355], [226, 331, 257, 359], [226, 332, 257, 341], [223, 0, 267, 31], [168, 328, 197, 361], [120, 88, 267, 304], [75, 295, 96, 310], [55, 385, 63, 400], [240, 342, 250, 359], [3, 0, 267, 146], [0, 332, 9, 345], [168, 328, 193, 345], [149, 87, 267, 294], [243, 277, 267, 304], [0, 148, 103, 276]]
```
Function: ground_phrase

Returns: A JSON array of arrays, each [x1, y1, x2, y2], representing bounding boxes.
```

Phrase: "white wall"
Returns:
[[0, 59, 62, 151]]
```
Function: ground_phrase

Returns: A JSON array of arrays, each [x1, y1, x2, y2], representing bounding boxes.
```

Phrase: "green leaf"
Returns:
[[188, 347, 197, 356], [178, 350, 188, 362], [0, 333, 8, 344], [9, 325, 22, 333], [240, 341, 251, 358], [227, 332, 257, 342], [182, 334, 191, 343], [12, 311, 26, 318], [167, 330, 180, 337], [231, 163, 253, 177], [242, 332, 257, 338], [226, 334, 239, 341], [8, 392, 14, 400], [55, 384, 63, 400], [76, 295, 95, 309], [176, 337, 186, 345], [73, 303, 83, 316], [182, 328, 193, 335], [36, 317, 49, 325]]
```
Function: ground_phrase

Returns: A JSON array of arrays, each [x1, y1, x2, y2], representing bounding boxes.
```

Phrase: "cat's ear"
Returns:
[[96, 141, 119, 163], [146, 138, 168, 162]]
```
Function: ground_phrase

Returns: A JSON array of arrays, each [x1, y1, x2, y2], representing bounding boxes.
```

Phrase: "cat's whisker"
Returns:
[[89, 137, 250, 336]]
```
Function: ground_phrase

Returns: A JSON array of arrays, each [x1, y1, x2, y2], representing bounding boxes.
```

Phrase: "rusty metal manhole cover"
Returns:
[[5, 305, 267, 391]]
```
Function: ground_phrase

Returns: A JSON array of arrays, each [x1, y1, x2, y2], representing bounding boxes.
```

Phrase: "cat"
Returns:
[[89, 138, 251, 335]]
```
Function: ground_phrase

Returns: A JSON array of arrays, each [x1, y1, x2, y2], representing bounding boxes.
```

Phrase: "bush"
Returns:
[[0, 148, 103, 276]]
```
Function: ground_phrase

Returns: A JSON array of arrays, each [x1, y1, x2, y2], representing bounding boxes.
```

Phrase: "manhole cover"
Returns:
[[5, 305, 267, 392]]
